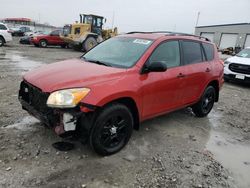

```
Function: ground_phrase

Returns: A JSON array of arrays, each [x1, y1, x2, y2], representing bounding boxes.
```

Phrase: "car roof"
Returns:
[[119, 31, 212, 43]]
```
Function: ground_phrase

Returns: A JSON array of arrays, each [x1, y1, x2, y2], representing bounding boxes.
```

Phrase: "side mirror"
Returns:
[[141, 61, 167, 74]]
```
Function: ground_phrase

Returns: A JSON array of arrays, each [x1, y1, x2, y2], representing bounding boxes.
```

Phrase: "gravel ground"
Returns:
[[0, 38, 249, 188]]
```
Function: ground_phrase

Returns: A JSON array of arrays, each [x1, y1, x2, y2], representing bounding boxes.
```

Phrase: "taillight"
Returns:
[[7, 30, 12, 33]]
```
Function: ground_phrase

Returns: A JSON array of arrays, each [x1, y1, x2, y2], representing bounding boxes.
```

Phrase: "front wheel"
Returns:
[[192, 86, 216, 117], [89, 103, 133, 156], [39, 40, 47, 48], [82, 37, 97, 52]]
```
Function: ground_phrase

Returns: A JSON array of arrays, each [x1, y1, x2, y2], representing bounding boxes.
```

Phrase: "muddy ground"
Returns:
[[0, 38, 249, 188]]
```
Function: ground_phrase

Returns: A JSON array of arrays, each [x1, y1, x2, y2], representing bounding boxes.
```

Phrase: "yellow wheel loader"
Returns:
[[61, 14, 118, 51]]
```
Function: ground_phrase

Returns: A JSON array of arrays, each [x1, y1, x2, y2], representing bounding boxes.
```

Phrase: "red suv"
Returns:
[[31, 29, 67, 48], [19, 32, 224, 155]]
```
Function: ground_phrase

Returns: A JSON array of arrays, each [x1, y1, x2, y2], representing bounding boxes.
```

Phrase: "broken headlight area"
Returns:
[[18, 81, 95, 139]]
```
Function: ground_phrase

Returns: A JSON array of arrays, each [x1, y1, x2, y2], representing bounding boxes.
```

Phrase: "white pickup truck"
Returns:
[[0, 23, 13, 47]]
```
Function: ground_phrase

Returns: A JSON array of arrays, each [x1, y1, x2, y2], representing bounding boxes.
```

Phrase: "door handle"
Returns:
[[177, 73, 186, 78], [205, 68, 211, 72]]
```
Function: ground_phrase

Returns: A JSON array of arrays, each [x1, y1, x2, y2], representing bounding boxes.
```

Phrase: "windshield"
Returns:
[[63, 25, 71, 35], [236, 49, 250, 58], [82, 37, 153, 68]]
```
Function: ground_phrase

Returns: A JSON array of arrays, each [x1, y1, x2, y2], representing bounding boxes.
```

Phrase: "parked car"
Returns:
[[0, 23, 13, 47], [31, 30, 68, 48], [24, 30, 45, 37], [19, 32, 224, 155], [11, 26, 32, 36], [20, 31, 46, 45], [19, 35, 32, 44], [224, 47, 250, 83]]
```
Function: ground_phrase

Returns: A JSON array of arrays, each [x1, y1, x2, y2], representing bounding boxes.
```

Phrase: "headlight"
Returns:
[[224, 61, 230, 65], [33, 37, 37, 40], [47, 88, 90, 108]]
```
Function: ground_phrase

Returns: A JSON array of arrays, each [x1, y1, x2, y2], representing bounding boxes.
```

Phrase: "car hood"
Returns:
[[227, 56, 250, 65], [24, 58, 127, 92]]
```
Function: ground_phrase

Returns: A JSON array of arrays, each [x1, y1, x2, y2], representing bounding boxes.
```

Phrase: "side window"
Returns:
[[0, 24, 7, 30], [182, 41, 203, 65], [51, 30, 60, 36], [202, 43, 214, 61], [96, 18, 102, 27], [74, 27, 80, 34], [149, 41, 180, 68]]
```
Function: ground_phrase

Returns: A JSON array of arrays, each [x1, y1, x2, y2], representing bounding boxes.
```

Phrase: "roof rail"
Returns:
[[126, 31, 211, 42], [127, 31, 173, 34]]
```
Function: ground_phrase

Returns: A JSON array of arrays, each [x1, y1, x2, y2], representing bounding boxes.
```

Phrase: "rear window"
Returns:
[[182, 41, 203, 65], [203, 43, 214, 61], [0, 24, 7, 30]]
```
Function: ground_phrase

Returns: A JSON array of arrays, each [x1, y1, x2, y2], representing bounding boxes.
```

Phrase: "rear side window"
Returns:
[[182, 41, 203, 65], [149, 41, 180, 68], [0, 24, 7, 30], [203, 43, 214, 61]]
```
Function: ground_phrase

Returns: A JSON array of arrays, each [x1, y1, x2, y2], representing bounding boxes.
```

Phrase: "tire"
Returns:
[[61, 44, 66, 48], [224, 78, 229, 82], [0, 37, 4, 47], [89, 103, 133, 156], [39, 40, 47, 48], [192, 86, 216, 117], [82, 37, 97, 52]]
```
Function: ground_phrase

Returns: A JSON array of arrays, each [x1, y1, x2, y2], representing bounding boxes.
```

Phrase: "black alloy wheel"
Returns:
[[90, 103, 133, 156], [192, 86, 216, 117]]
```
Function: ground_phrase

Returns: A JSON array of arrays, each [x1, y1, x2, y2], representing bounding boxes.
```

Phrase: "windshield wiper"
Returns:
[[83, 57, 112, 67]]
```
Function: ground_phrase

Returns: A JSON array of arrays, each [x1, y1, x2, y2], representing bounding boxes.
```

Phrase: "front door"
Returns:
[[91, 17, 103, 35], [141, 40, 185, 119]]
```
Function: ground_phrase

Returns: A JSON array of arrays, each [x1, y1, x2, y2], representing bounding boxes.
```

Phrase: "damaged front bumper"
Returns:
[[20, 98, 82, 136], [18, 81, 95, 137]]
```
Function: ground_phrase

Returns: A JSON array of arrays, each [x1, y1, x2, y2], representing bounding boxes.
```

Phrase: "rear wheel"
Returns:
[[61, 44, 67, 48], [192, 86, 216, 117], [90, 103, 133, 156], [39, 40, 47, 48], [0, 37, 4, 47], [82, 37, 97, 52]]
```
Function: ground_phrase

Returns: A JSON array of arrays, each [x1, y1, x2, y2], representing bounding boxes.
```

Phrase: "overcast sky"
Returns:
[[1, 0, 250, 33]]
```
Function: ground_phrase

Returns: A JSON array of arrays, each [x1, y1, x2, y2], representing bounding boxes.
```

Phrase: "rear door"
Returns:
[[180, 40, 212, 105], [141, 40, 185, 118]]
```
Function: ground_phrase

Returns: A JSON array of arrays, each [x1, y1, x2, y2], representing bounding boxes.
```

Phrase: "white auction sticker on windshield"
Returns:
[[133, 39, 152, 45]]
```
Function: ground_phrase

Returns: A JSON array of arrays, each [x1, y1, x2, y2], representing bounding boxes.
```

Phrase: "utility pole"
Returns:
[[195, 11, 200, 27], [194, 11, 200, 34]]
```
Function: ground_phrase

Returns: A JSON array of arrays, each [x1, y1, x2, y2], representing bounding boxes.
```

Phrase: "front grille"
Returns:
[[19, 81, 50, 115], [229, 63, 250, 75]]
